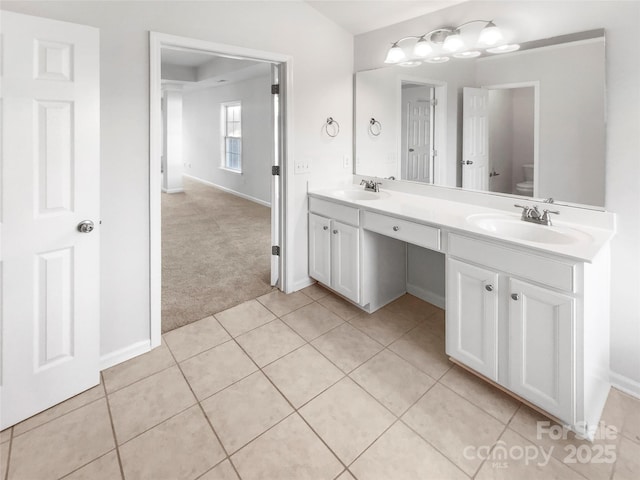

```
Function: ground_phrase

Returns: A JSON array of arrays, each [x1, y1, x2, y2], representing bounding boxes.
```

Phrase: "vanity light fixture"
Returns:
[[486, 44, 521, 54], [384, 19, 512, 65]]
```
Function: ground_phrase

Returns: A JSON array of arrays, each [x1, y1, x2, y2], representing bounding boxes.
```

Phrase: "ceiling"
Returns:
[[305, 0, 465, 35]]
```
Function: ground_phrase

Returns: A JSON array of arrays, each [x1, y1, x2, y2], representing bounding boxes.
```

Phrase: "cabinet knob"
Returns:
[[323, 226, 328, 231], [511, 293, 520, 301], [393, 226, 400, 232], [485, 284, 494, 292], [332, 229, 338, 234]]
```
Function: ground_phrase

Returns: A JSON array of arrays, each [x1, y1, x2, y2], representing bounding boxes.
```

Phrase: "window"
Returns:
[[222, 102, 242, 172]]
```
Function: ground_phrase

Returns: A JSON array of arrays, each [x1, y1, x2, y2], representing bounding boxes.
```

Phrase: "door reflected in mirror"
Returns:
[[354, 30, 605, 208]]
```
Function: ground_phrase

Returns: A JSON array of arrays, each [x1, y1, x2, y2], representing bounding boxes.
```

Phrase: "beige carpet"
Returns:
[[162, 178, 274, 332]]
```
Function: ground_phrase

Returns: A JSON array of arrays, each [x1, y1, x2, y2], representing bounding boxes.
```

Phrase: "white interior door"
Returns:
[[270, 63, 282, 287], [462, 87, 489, 190], [1, 11, 100, 429], [402, 86, 434, 183]]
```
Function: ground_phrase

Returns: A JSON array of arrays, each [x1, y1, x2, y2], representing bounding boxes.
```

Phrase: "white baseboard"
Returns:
[[406, 283, 446, 310], [183, 173, 271, 207], [100, 340, 151, 371], [610, 371, 640, 399], [162, 187, 184, 194]]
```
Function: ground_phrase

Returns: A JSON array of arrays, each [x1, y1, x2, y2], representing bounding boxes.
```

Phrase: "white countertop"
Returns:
[[308, 187, 615, 263]]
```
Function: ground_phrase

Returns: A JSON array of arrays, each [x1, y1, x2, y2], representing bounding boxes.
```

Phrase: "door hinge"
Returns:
[[271, 84, 280, 95], [432, 98, 438, 107], [272, 165, 280, 176], [432, 149, 438, 157], [272, 245, 280, 256]]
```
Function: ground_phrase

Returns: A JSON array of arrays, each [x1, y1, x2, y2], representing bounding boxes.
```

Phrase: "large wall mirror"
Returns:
[[354, 30, 606, 208]]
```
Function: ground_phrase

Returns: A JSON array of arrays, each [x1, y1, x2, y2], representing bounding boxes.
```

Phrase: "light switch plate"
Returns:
[[295, 157, 311, 175]]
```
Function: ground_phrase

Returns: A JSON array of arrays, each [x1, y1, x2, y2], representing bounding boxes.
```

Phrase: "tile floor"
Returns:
[[1, 287, 639, 480]]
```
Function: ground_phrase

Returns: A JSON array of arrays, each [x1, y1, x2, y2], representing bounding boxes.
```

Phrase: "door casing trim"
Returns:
[[149, 32, 292, 348]]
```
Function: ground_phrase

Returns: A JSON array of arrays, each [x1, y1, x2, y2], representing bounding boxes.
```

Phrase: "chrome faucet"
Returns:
[[514, 204, 560, 226], [360, 179, 382, 192]]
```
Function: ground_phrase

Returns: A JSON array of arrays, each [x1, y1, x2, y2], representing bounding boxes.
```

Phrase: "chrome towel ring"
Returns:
[[324, 117, 340, 137], [369, 118, 382, 136]]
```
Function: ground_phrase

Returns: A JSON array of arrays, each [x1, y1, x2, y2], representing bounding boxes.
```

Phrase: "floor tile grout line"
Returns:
[[397, 417, 474, 480], [58, 449, 120, 479], [436, 377, 521, 427], [499, 426, 593, 480], [164, 338, 245, 480], [211, 319, 351, 474], [10, 386, 108, 439], [164, 335, 234, 364], [8, 394, 109, 447], [255, 291, 315, 319], [101, 374, 126, 480], [104, 359, 177, 397], [470, 409, 513, 480], [345, 378, 442, 472]]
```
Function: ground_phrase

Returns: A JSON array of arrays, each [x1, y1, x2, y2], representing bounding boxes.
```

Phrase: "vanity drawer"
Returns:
[[362, 211, 440, 251], [448, 233, 575, 292], [309, 197, 359, 226]]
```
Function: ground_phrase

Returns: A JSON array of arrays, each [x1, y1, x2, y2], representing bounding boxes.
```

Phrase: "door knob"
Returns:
[[323, 226, 328, 231], [409, 148, 415, 152], [77, 220, 95, 233], [393, 226, 400, 232], [485, 284, 494, 292], [511, 293, 520, 301], [332, 230, 338, 234], [461, 160, 474, 165]]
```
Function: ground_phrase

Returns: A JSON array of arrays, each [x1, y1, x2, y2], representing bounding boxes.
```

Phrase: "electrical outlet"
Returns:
[[295, 157, 311, 175], [343, 155, 351, 169]]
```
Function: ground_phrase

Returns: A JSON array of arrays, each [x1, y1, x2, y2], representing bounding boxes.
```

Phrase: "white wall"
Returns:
[[182, 71, 272, 205], [1, 0, 354, 360], [355, 1, 640, 395]]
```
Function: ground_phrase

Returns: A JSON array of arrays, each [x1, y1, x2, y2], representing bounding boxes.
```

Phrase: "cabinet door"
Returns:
[[331, 220, 360, 303], [509, 278, 574, 422], [446, 259, 499, 380], [308, 213, 331, 286]]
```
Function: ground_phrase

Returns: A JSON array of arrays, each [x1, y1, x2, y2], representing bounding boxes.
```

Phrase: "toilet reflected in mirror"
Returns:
[[515, 164, 534, 197]]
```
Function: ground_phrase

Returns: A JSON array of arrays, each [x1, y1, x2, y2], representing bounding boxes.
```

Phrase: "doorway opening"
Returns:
[[150, 33, 291, 341], [461, 82, 539, 195]]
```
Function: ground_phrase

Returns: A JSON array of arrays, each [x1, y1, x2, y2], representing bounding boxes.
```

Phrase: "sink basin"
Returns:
[[332, 189, 390, 201], [466, 214, 592, 245]]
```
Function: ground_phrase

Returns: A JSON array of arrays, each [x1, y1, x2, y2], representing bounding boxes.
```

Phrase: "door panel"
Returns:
[[308, 213, 331, 286], [1, 12, 100, 429], [446, 259, 499, 380], [270, 63, 283, 287], [509, 279, 574, 422], [331, 221, 360, 303], [462, 87, 489, 190]]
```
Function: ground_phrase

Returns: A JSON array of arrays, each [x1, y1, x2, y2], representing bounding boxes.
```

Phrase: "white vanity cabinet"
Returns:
[[308, 199, 360, 303], [508, 278, 574, 422], [446, 259, 499, 381], [447, 233, 610, 438]]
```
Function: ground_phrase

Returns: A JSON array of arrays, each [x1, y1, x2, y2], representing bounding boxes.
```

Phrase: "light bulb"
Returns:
[[486, 44, 520, 54], [478, 22, 503, 46], [443, 31, 464, 52], [384, 43, 406, 64], [413, 37, 432, 57]]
